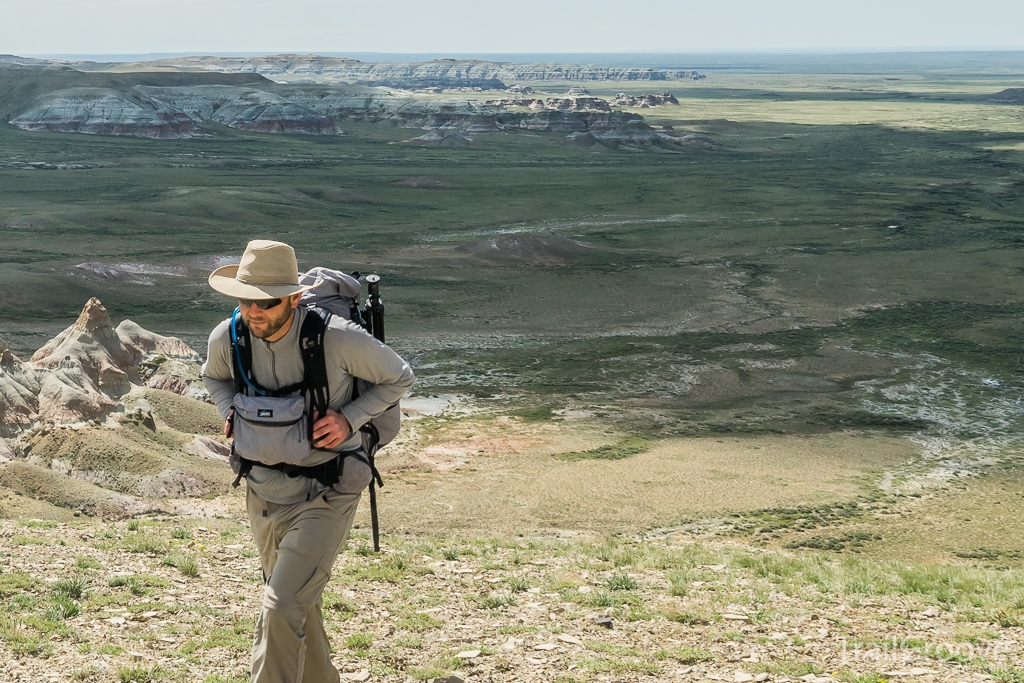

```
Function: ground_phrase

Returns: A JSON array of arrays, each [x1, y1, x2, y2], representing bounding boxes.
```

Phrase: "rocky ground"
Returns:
[[1, 509, 1022, 683]]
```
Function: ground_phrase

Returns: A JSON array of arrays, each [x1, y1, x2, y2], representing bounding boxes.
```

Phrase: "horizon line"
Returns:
[[18, 47, 1024, 60]]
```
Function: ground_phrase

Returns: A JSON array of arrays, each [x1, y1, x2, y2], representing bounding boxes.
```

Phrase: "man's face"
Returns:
[[239, 295, 297, 339]]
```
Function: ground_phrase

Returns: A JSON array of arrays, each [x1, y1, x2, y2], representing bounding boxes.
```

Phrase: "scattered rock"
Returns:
[[455, 649, 481, 659], [722, 613, 751, 622], [592, 615, 614, 628]]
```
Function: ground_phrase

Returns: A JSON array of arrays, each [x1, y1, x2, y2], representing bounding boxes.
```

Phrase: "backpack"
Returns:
[[297, 267, 401, 449]]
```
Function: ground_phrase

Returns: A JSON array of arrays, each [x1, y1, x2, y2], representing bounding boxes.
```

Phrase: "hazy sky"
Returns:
[[4, 0, 1023, 57]]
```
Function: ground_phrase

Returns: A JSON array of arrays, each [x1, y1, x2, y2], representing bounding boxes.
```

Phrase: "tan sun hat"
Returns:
[[209, 240, 322, 299]]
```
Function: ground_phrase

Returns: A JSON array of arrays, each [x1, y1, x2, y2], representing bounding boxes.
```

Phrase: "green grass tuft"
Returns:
[[400, 612, 442, 632], [44, 596, 81, 621], [606, 574, 639, 591], [52, 576, 87, 600], [555, 437, 647, 462], [117, 664, 164, 683], [507, 577, 531, 593], [344, 632, 373, 651], [75, 555, 102, 570]]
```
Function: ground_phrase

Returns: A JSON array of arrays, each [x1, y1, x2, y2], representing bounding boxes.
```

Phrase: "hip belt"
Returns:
[[232, 450, 382, 491]]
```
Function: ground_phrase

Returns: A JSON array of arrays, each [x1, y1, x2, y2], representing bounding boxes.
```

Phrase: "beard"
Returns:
[[241, 303, 294, 340]]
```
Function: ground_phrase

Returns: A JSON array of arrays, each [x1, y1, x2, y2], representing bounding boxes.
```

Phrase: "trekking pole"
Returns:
[[368, 447, 381, 553], [363, 274, 385, 552]]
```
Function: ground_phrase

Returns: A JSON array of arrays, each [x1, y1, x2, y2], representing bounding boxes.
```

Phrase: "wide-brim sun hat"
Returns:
[[209, 239, 322, 299]]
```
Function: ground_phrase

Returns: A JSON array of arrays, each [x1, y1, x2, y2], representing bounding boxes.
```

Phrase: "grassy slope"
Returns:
[[0, 516, 1023, 682]]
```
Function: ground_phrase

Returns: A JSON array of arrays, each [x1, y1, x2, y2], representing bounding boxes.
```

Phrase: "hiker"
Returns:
[[201, 240, 414, 683]]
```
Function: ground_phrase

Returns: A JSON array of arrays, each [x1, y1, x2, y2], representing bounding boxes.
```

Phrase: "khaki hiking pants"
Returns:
[[246, 485, 361, 683]]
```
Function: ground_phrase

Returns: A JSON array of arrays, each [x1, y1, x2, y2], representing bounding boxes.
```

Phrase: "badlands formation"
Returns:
[[0, 54, 707, 87], [0, 299, 228, 518], [0, 56, 704, 148]]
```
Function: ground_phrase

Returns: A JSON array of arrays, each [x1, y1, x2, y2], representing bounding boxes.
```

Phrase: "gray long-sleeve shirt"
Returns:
[[202, 307, 414, 503]]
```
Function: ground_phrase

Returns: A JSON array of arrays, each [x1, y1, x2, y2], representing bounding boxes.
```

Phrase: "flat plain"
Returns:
[[1, 53, 1024, 682]]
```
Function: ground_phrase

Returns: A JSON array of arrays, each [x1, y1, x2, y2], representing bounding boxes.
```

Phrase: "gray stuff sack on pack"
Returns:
[[232, 393, 313, 466]]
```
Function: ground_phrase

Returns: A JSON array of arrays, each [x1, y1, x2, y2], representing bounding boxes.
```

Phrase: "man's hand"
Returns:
[[224, 408, 235, 438], [312, 409, 351, 449]]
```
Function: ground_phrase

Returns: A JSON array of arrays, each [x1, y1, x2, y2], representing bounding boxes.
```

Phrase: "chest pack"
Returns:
[[228, 305, 335, 477]]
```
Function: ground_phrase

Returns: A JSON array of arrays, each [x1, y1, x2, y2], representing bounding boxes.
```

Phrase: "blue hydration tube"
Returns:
[[230, 307, 267, 396]]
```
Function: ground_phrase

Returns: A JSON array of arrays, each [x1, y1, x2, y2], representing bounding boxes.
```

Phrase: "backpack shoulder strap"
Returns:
[[299, 306, 332, 422], [229, 308, 259, 396]]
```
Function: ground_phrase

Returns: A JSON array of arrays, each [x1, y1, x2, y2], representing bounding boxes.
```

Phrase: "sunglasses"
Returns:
[[238, 298, 284, 310]]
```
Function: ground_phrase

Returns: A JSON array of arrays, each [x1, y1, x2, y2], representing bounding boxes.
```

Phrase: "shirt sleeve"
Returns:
[[330, 325, 415, 431], [200, 318, 237, 420]]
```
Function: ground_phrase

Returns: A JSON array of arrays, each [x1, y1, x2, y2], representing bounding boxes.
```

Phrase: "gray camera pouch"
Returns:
[[232, 393, 312, 466]]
